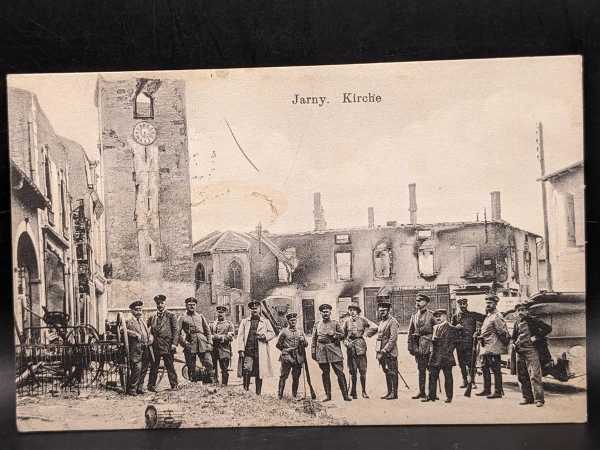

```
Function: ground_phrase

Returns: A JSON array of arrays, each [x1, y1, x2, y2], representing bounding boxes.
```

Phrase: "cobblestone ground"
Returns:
[[17, 335, 586, 431]]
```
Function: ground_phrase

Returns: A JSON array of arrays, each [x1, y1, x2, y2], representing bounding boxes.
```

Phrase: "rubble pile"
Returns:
[[17, 383, 344, 431]]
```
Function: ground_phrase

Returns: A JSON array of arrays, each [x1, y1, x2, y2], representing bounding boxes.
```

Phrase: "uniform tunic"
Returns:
[[479, 311, 508, 355], [407, 309, 436, 357], [451, 310, 486, 346], [342, 316, 371, 356], [210, 319, 234, 360], [179, 311, 213, 354], [311, 319, 344, 363], [277, 326, 307, 365]]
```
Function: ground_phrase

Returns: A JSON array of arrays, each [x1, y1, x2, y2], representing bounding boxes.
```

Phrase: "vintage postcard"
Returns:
[[8, 56, 585, 431]]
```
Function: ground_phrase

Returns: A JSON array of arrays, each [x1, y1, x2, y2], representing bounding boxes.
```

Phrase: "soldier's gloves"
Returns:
[[239, 350, 245, 357], [257, 334, 266, 342], [311, 352, 317, 361], [376, 352, 383, 362]]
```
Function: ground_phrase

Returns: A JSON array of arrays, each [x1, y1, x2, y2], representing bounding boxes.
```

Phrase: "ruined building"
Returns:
[[95, 76, 194, 317]]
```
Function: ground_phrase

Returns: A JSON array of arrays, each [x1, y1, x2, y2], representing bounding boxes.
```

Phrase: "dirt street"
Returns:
[[17, 333, 586, 431]]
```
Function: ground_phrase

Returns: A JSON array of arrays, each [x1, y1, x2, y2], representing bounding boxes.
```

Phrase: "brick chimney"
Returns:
[[409, 183, 417, 225], [313, 192, 327, 231], [368, 207, 374, 228], [490, 191, 501, 221]]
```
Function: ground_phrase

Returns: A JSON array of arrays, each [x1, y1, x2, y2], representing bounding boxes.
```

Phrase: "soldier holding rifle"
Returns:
[[407, 293, 436, 400], [342, 302, 375, 399], [451, 297, 486, 388], [276, 312, 307, 400], [366, 298, 400, 400]]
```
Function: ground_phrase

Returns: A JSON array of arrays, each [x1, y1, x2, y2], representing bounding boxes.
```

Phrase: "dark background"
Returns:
[[1, 1, 598, 449]]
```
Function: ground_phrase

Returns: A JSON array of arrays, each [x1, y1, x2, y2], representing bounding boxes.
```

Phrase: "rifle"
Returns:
[[260, 299, 281, 336], [464, 323, 481, 397], [300, 346, 317, 400]]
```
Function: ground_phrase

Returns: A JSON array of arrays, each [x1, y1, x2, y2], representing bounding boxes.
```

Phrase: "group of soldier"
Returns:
[[124, 291, 553, 409]]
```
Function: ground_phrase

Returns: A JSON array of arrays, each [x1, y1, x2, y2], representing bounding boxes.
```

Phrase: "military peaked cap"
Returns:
[[185, 297, 198, 304], [248, 300, 261, 308], [154, 294, 167, 303], [416, 293, 431, 303], [318, 303, 332, 312], [216, 305, 227, 313], [286, 312, 298, 320], [129, 300, 143, 309]]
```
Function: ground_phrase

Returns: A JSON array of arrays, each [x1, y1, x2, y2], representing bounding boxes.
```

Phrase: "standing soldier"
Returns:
[[407, 293, 436, 400], [125, 300, 153, 395], [237, 300, 276, 395], [425, 309, 459, 403], [366, 299, 400, 400], [210, 305, 235, 386], [477, 294, 510, 399], [451, 298, 486, 388], [342, 302, 374, 399], [179, 297, 214, 383], [276, 312, 307, 400], [311, 303, 352, 402], [512, 301, 552, 407], [147, 294, 179, 392]]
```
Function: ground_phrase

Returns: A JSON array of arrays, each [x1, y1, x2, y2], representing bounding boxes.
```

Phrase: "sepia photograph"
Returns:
[[7, 55, 586, 431]]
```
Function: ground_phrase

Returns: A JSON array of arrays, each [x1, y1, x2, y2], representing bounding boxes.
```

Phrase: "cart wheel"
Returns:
[[65, 324, 100, 345]]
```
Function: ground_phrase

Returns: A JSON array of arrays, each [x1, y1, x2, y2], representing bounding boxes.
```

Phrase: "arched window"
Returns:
[[195, 263, 206, 287], [373, 241, 392, 278], [227, 260, 243, 290]]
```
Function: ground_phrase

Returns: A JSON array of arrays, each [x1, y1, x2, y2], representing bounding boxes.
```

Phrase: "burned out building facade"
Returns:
[[9, 88, 107, 342], [95, 76, 195, 318], [192, 230, 295, 326]]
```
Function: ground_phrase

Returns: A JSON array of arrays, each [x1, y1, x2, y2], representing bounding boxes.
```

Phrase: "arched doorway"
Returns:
[[16, 232, 41, 343]]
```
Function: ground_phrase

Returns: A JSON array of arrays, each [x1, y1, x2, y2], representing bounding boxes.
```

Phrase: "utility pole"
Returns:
[[537, 122, 553, 291]]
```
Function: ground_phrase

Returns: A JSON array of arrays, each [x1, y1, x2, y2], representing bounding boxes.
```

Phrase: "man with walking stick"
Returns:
[[342, 302, 375, 399], [451, 297, 485, 388], [366, 298, 400, 400], [407, 293, 436, 400]]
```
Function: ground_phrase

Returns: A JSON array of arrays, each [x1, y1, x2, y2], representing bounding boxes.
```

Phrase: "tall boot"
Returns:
[[477, 369, 492, 396], [278, 377, 286, 399], [292, 376, 299, 398], [243, 374, 250, 391], [412, 369, 426, 399], [459, 364, 469, 388], [338, 375, 352, 401], [350, 373, 358, 399], [321, 373, 332, 402], [255, 378, 263, 395], [381, 374, 392, 399], [360, 375, 369, 398], [487, 369, 503, 398], [386, 374, 398, 400], [222, 371, 229, 386]]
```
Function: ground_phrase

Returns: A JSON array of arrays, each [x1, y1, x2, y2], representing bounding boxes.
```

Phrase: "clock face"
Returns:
[[133, 121, 157, 146]]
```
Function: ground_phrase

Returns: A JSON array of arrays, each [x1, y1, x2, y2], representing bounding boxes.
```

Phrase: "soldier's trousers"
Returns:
[[429, 366, 453, 400], [280, 362, 302, 396], [128, 346, 151, 393], [456, 341, 473, 383], [318, 361, 348, 396], [148, 351, 178, 388], [381, 355, 399, 395], [212, 351, 231, 385], [184, 349, 214, 381], [481, 354, 503, 395], [415, 353, 430, 395], [347, 349, 367, 394], [517, 347, 544, 403]]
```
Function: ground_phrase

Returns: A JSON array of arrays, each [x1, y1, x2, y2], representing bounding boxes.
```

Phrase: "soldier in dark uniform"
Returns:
[[512, 301, 552, 407], [147, 294, 179, 391], [276, 312, 307, 399], [210, 305, 235, 386], [451, 298, 486, 388], [342, 302, 375, 399], [366, 299, 400, 400], [424, 309, 459, 403], [125, 300, 153, 395], [311, 303, 352, 402], [407, 293, 436, 399], [179, 297, 214, 383]]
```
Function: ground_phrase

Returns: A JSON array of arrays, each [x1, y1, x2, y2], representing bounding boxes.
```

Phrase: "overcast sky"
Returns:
[[8, 56, 583, 241]]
